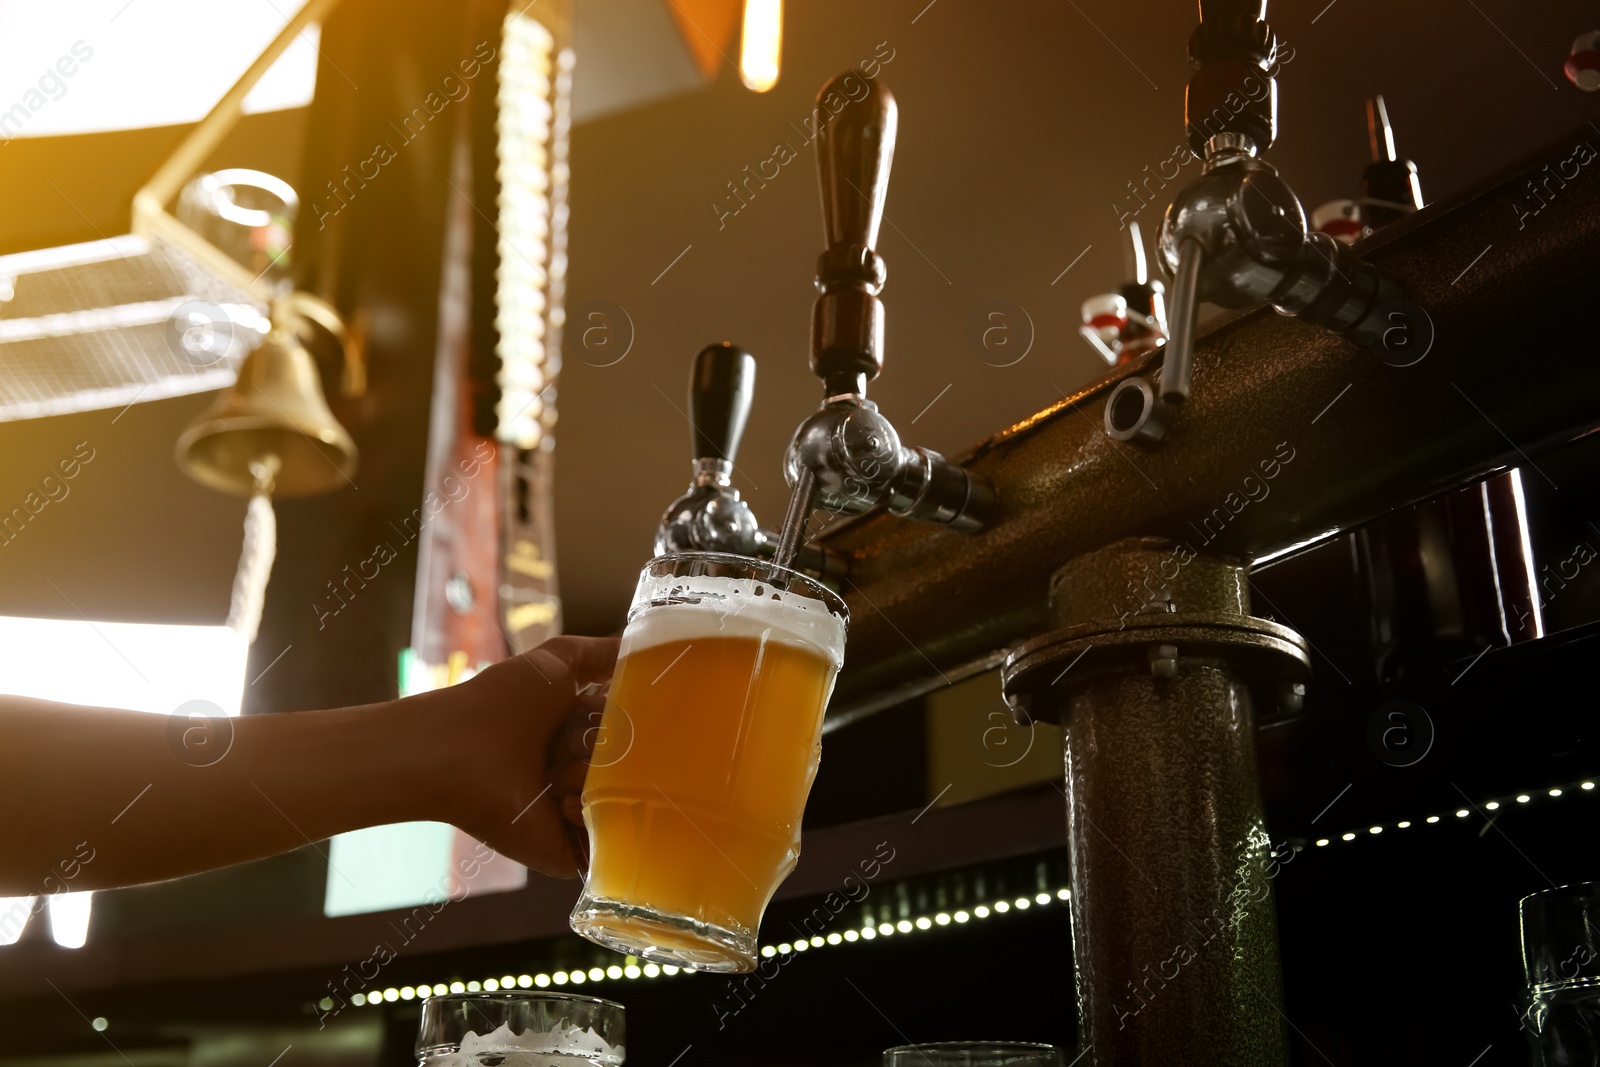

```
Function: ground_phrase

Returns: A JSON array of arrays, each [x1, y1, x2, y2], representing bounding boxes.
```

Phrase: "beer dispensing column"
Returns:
[[770, 72, 995, 568], [655, 341, 844, 580]]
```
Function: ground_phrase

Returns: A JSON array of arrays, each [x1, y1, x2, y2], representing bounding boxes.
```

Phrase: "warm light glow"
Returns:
[[644, 963, 661, 977], [844, 929, 859, 941], [878, 923, 893, 935], [1456, 809, 1471, 818], [1550, 788, 1564, 797], [761, 945, 776, 958], [662, 965, 680, 975], [954, 910, 970, 923], [433, 983, 448, 996], [915, 917, 932, 929], [1035, 893, 1051, 905], [1057, 888, 1070, 900], [974, 905, 990, 918], [623, 966, 640, 979], [1342, 833, 1356, 841], [1516, 795, 1531, 804], [1426, 816, 1440, 823], [1485, 802, 1500, 810], [738, 0, 783, 92], [994, 901, 1010, 913], [606, 966, 622, 979], [1398, 821, 1411, 829], [935, 913, 951, 926], [827, 932, 842, 944], [450, 981, 465, 994], [588, 967, 604, 981], [1585, 782, 1596, 790], [896, 919, 913, 932], [47, 892, 92, 949], [793, 938, 809, 951], [516, 975, 532, 988], [1014, 897, 1031, 909], [536, 974, 552, 987], [552, 972, 568, 985], [861, 927, 877, 939], [399, 987, 415, 1001], [483, 979, 499, 992], [1369, 827, 1382, 835], [352, 993, 366, 1006], [1315, 838, 1329, 847]]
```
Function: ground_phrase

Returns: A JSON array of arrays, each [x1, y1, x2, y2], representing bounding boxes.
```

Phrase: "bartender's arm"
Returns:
[[0, 634, 618, 895]]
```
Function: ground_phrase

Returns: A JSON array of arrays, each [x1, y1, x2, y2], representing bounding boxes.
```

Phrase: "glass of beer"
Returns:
[[416, 991, 624, 1067], [570, 552, 848, 973]]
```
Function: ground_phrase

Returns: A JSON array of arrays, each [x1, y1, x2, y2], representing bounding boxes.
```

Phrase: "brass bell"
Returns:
[[176, 308, 358, 497]]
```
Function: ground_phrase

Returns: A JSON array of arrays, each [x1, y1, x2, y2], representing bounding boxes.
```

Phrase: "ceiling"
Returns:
[[0, 0, 1596, 648]]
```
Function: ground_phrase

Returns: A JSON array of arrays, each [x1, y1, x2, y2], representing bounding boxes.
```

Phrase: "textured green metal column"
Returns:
[[1003, 537, 1307, 1065]]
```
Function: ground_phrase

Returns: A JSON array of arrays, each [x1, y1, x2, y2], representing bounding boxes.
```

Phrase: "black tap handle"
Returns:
[[811, 72, 897, 391], [690, 342, 755, 465]]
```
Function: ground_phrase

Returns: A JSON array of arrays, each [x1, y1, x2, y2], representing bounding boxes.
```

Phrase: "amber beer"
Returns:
[[570, 553, 847, 972]]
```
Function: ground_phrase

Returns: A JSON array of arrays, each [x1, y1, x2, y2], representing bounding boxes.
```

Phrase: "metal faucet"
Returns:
[[771, 72, 996, 570], [655, 341, 845, 580], [1108, 0, 1408, 442]]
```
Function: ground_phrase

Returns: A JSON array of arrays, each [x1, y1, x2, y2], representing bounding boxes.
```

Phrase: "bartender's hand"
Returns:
[[0, 635, 620, 896], [450, 635, 620, 878]]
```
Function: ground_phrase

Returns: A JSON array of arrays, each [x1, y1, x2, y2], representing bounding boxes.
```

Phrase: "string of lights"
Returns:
[[340, 886, 1074, 1008], [1312, 777, 1596, 847]]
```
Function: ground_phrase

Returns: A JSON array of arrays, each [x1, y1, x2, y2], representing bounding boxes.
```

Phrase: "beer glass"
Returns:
[[883, 1043, 1065, 1067], [416, 992, 624, 1067], [1521, 882, 1600, 1064], [570, 552, 848, 972]]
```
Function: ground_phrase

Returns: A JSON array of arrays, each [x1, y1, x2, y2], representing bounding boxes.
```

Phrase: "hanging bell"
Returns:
[[176, 313, 358, 497]]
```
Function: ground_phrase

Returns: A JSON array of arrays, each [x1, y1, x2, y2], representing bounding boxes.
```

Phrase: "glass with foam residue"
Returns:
[[416, 992, 623, 1067], [570, 551, 848, 972]]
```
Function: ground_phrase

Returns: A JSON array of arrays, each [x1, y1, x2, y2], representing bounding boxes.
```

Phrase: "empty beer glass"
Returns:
[[1522, 882, 1600, 1065], [884, 1043, 1065, 1067], [570, 552, 848, 972], [416, 992, 624, 1067]]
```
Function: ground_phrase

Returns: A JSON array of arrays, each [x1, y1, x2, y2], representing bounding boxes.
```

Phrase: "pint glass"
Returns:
[[570, 552, 848, 972], [416, 992, 624, 1067]]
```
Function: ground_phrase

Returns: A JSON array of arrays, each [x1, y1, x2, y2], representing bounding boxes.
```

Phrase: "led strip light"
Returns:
[[340, 888, 1074, 1007], [1313, 777, 1595, 847]]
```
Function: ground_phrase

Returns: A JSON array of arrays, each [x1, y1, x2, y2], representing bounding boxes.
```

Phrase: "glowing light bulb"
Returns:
[[400, 987, 416, 1001], [517, 975, 532, 988], [974, 906, 990, 918], [738, 0, 783, 92], [1036, 893, 1051, 905], [896, 920, 912, 933], [536, 974, 552, 987], [844, 930, 859, 942], [1369, 826, 1382, 834], [606, 966, 622, 979], [1516, 795, 1531, 804], [1485, 802, 1500, 810], [553, 972, 568, 985], [1550, 788, 1564, 797], [450, 982, 466, 994], [1342, 833, 1356, 841], [827, 933, 842, 944], [1426, 816, 1440, 824], [810, 936, 824, 947], [569, 971, 586, 984], [761, 946, 776, 958], [1397, 821, 1411, 829], [588, 968, 605, 981], [1456, 809, 1471, 818], [662, 965, 680, 975], [878, 923, 894, 935], [1315, 839, 1329, 847], [1014, 897, 1031, 909], [954, 910, 970, 923], [935, 913, 951, 926], [352, 993, 367, 1006], [1057, 888, 1070, 900], [1583, 782, 1595, 790], [994, 901, 1010, 913], [643, 964, 661, 977], [915, 917, 931, 930], [624, 966, 640, 979], [862, 927, 877, 939]]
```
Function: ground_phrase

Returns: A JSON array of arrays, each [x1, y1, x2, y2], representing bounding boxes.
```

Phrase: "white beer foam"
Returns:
[[625, 573, 846, 668]]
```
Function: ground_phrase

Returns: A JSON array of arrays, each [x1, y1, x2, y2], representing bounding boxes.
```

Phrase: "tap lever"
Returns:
[[1360, 95, 1423, 229], [771, 467, 817, 574], [1161, 237, 1204, 405], [811, 72, 897, 393], [690, 342, 755, 479]]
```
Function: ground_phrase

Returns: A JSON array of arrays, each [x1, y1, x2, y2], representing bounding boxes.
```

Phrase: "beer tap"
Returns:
[[1080, 221, 1168, 367], [1109, 0, 1407, 442], [655, 341, 845, 580], [770, 72, 996, 570]]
